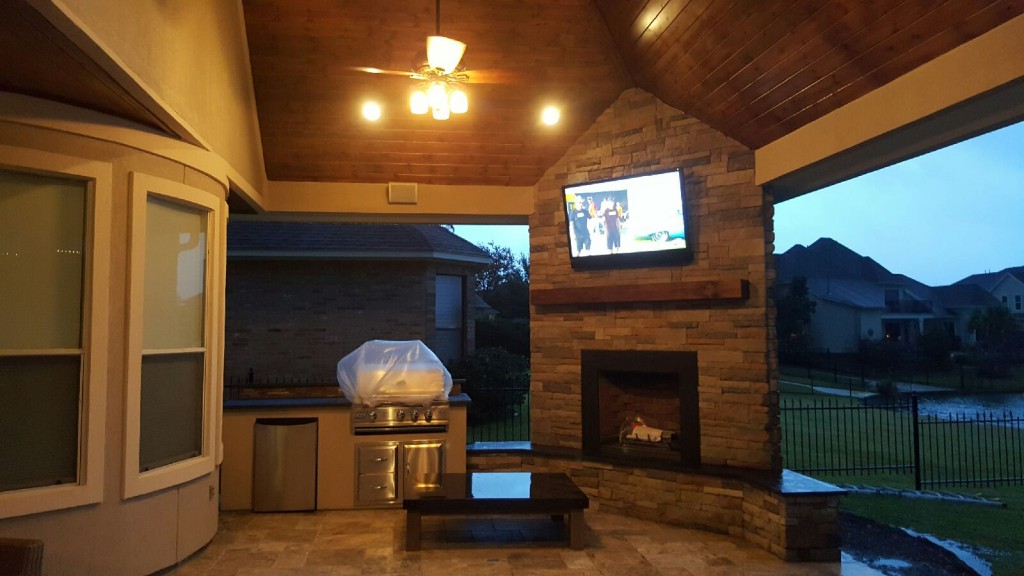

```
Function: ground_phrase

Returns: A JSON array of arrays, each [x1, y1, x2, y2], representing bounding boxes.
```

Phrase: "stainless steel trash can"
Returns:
[[252, 417, 318, 512]]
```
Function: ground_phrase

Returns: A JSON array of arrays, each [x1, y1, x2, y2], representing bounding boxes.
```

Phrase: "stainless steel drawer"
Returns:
[[358, 444, 397, 474], [358, 473, 397, 502]]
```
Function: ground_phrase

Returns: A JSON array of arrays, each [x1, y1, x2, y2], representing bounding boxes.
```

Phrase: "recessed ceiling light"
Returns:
[[541, 106, 560, 126], [362, 101, 382, 121]]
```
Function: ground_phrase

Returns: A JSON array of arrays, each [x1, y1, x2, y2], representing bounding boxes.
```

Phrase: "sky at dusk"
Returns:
[[455, 121, 1024, 287], [774, 120, 1024, 286]]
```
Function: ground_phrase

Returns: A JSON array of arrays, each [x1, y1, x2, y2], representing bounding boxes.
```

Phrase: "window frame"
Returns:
[[435, 273, 467, 364], [123, 172, 222, 499], [0, 146, 111, 519]]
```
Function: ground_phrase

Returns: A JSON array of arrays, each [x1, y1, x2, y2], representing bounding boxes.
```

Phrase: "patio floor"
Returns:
[[169, 508, 888, 575]]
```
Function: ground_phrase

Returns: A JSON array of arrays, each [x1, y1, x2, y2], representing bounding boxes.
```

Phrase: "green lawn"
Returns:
[[840, 487, 1024, 575], [781, 390, 1024, 574]]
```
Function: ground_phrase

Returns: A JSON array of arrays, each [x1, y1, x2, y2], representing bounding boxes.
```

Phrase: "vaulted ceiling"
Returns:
[[3, 0, 1023, 189]]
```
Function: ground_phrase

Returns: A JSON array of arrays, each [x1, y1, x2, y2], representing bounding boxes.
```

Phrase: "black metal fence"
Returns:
[[781, 395, 1024, 489], [781, 348, 1022, 392], [466, 387, 530, 443]]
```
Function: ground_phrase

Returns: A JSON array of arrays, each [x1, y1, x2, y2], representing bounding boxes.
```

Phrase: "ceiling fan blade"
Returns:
[[346, 66, 414, 77], [463, 68, 527, 84]]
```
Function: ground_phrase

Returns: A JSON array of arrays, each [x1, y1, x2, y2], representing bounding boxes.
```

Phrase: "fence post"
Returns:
[[912, 394, 922, 490]]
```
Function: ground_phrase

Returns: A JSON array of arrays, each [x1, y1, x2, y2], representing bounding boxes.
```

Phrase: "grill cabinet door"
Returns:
[[404, 440, 445, 497]]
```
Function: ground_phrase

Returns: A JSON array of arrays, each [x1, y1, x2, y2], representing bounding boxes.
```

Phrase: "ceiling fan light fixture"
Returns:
[[426, 35, 466, 74], [432, 103, 451, 121], [449, 88, 468, 114], [410, 90, 429, 115], [427, 82, 448, 109]]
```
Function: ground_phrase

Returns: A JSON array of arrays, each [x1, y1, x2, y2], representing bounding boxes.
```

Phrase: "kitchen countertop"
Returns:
[[224, 392, 471, 410]]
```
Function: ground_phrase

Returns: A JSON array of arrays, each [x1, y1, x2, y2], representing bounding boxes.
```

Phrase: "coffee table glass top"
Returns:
[[403, 472, 589, 510], [469, 472, 532, 498]]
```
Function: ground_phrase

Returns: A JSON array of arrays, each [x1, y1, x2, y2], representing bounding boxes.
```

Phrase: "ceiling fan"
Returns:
[[350, 0, 477, 119]]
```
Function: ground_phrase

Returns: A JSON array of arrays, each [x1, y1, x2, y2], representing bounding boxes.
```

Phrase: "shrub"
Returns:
[[475, 317, 530, 357], [451, 347, 530, 423]]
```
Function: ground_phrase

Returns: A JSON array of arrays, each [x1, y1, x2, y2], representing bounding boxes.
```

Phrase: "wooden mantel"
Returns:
[[530, 279, 749, 307]]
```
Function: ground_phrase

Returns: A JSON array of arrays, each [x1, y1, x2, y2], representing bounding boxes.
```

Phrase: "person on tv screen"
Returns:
[[602, 198, 621, 253], [570, 201, 591, 256]]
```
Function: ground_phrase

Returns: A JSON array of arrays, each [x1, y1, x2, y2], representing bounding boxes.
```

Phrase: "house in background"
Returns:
[[225, 221, 490, 380], [955, 266, 1024, 323], [775, 238, 1000, 353]]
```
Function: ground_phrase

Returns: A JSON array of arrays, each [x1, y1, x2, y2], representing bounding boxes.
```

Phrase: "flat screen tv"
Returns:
[[562, 168, 693, 270]]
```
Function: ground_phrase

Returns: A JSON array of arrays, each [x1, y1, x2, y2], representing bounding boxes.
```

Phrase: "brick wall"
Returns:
[[530, 88, 779, 470], [224, 259, 476, 380]]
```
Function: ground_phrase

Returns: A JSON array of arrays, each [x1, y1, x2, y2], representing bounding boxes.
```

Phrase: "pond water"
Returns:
[[914, 393, 1024, 419]]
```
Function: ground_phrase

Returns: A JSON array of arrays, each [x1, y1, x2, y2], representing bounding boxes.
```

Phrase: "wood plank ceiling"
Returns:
[[242, 0, 633, 186], [244, 0, 1024, 186], [1, 1, 1022, 188]]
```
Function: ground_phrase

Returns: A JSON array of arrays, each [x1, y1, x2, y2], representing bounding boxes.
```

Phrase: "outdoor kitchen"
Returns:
[[221, 341, 469, 511]]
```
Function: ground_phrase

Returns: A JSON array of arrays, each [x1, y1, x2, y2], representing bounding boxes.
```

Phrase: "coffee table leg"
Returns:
[[406, 511, 422, 551], [568, 509, 584, 549]]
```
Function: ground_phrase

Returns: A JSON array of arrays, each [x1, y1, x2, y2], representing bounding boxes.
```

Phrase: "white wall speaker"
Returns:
[[388, 182, 418, 204]]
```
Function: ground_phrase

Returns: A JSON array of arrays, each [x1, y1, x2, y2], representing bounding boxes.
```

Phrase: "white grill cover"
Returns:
[[337, 340, 452, 407]]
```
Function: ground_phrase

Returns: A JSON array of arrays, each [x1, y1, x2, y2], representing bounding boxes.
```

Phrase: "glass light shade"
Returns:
[[426, 35, 466, 74], [432, 103, 450, 120], [449, 88, 468, 114], [410, 90, 429, 114], [427, 82, 448, 109]]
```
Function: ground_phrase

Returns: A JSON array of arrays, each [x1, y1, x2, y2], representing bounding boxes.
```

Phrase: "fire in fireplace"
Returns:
[[580, 350, 700, 468]]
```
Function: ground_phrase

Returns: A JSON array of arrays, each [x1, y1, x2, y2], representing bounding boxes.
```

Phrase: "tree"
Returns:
[[776, 276, 816, 359], [968, 305, 1017, 350], [475, 242, 529, 319]]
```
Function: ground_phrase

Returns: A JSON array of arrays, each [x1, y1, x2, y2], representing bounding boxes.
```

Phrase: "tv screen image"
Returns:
[[562, 168, 692, 270]]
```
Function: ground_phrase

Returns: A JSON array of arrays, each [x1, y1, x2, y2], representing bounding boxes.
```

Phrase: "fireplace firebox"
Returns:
[[581, 350, 700, 468]]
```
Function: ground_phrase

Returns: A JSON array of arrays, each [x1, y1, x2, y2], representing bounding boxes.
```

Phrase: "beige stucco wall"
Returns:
[[0, 107, 228, 575], [31, 0, 266, 198]]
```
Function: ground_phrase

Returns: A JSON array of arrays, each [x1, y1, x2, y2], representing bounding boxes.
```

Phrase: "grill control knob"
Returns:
[[368, 411, 377, 422], [397, 409, 405, 421], [411, 409, 419, 422], [424, 409, 433, 423]]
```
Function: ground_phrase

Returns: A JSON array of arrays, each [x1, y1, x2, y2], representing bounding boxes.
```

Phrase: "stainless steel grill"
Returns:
[[351, 403, 450, 435]]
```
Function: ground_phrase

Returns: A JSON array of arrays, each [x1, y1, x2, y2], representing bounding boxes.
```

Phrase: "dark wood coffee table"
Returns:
[[403, 472, 589, 551]]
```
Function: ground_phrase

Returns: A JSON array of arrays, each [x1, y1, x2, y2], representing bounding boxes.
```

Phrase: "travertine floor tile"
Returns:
[[170, 509, 881, 575]]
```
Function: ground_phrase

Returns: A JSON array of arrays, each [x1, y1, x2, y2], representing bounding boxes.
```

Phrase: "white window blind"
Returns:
[[0, 171, 85, 492]]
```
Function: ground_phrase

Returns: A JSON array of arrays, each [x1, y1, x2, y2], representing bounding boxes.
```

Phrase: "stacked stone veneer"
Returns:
[[530, 87, 777, 468], [522, 88, 841, 561], [468, 452, 841, 562]]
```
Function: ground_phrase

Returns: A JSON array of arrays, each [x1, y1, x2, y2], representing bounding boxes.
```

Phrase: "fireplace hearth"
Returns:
[[581, 350, 700, 469]]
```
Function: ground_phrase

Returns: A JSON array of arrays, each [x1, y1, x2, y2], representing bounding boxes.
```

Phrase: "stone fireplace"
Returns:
[[464, 88, 844, 562], [580, 349, 700, 468]]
